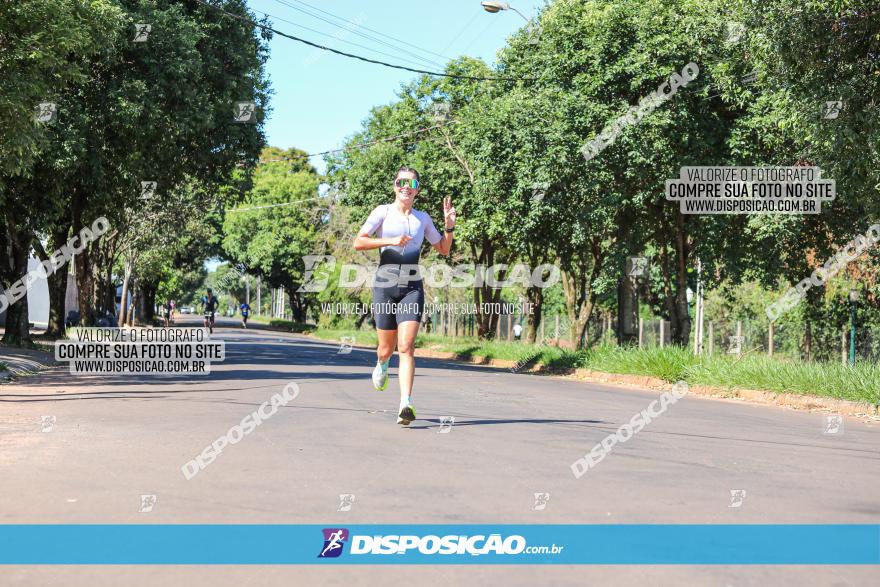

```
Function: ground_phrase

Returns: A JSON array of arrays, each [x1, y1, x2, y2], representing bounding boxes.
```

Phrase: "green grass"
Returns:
[[310, 327, 880, 404], [682, 354, 880, 403], [0, 362, 7, 372], [575, 345, 878, 403]]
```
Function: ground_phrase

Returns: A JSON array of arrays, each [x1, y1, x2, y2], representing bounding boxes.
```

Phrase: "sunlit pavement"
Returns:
[[1, 317, 877, 585]]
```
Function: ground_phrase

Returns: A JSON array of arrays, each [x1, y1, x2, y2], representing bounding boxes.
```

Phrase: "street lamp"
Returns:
[[848, 289, 859, 366], [481, 1, 529, 22]]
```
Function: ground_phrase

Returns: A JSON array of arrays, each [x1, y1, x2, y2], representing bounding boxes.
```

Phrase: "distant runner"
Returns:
[[240, 302, 251, 329], [353, 166, 456, 426], [159, 302, 170, 328], [202, 288, 219, 334]]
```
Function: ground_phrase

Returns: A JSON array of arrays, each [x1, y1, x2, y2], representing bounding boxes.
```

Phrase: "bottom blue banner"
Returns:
[[0, 525, 877, 564]]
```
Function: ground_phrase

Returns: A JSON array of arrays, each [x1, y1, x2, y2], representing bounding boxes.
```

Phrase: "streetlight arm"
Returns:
[[508, 6, 530, 22], [481, 1, 529, 22]]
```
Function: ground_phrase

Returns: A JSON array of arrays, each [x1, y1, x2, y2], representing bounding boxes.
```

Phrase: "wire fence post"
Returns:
[[736, 320, 742, 357], [659, 320, 665, 348], [638, 317, 644, 348], [768, 321, 774, 357]]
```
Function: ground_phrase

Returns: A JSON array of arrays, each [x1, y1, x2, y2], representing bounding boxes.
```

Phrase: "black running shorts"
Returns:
[[372, 282, 424, 330]]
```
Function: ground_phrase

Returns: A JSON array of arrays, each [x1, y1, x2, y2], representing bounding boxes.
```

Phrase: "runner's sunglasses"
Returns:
[[395, 178, 420, 189]]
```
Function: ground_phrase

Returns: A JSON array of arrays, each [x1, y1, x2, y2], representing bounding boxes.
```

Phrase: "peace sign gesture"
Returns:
[[443, 196, 457, 230]]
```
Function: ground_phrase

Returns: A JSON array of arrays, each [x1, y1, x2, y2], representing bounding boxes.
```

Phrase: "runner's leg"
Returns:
[[396, 320, 419, 403], [371, 328, 394, 391], [376, 328, 396, 364]]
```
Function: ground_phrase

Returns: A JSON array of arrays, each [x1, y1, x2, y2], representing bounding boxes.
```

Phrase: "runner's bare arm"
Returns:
[[354, 233, 411, 250], [431, 196, 456, 256]]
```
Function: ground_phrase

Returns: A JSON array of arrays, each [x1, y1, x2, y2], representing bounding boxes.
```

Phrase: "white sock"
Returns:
[[400, 396, 411, 407]]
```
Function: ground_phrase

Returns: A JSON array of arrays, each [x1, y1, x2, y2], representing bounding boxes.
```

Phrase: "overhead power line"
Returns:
[[250, 7, 442, 71], [277, 0, 455, 63], [258, 120, 460, 162], [193, 0, 534, 82], [273, 0, 446, 70]]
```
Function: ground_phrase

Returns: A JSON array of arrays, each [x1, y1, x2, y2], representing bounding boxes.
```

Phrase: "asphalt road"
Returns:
[[1, 317, 878, 586]]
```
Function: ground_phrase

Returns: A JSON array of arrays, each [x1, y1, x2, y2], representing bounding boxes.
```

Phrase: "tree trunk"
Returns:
[[1, 259, 31, 346], [128, 279, 138, 325], [656, 213, 691, 346], [670, 212, 691, 345], [140, 280, 158, 322], [523, 242, 550, 344], [560, 241, 604, 349], [33, 237, 69, 338], [617, 275, 639, 346], [1, 294, 30, 346], [71, 190, 98, 326], [1, 214, 34, 346], [288, 285, 306, 322], [119, 260, 133, 326], [525, 284, 543, 343], [470, 240, 505, 339]]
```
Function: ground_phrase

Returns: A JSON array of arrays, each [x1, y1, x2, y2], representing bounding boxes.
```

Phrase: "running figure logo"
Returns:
[[531, 182, 549, 203], [133, 23, 151, 42], [728, 489, 746, 508], [822, 101, 843, 120], [823, 414, 844, 435], [40, 415, 56, 433], [337, 494, 355, 512], [139, 494, 157, 513], [727, 335, 744, 355], [533, 492, 550, 510], [233, 101, 257, 123], [35, 102, 57, 123], [318, 528, 349, 558], [627, 256, 647, 277], [725, 21, 745, 44], [438, 416, 455, 433], [140, 181, 157, 200], [338, 336, 354, 355]]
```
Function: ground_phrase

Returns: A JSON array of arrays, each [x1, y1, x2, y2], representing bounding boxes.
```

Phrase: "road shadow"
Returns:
[[407, 417, 604, 429]]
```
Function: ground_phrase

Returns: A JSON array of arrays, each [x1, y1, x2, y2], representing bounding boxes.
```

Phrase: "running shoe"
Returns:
[[372, 360, 389, 391], [397, 404, 416, 426]]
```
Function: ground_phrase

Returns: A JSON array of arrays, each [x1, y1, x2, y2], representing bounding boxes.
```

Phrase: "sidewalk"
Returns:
[[0, 324, 59, 382], [0, 345, 56, 381]]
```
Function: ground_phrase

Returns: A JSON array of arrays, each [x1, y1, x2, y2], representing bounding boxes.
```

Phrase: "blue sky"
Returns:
[[247, 0, 544, 175]]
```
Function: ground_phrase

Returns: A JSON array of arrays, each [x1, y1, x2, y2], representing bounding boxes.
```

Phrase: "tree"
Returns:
[[1, 0, 271, 343], [0, 0, 121, 344], [222, 147, 324, 322]]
